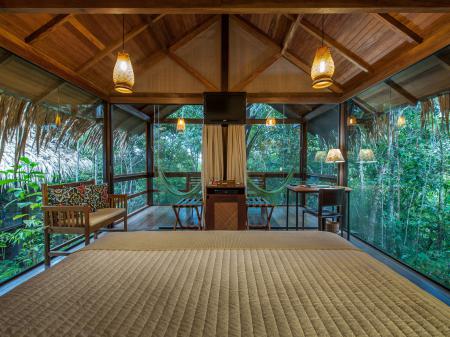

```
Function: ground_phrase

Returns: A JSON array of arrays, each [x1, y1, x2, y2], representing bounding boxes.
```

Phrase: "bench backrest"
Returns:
[[42, 180, 96, 206]]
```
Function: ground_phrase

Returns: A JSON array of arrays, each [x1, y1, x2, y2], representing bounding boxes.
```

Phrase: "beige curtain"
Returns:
[[226, 124, 247, 186], [201, 125, 224, 194]]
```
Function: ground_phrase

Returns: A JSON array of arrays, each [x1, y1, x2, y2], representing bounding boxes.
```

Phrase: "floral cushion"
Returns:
[[84, 184, 109, 211], [47, 185, 86, 206]]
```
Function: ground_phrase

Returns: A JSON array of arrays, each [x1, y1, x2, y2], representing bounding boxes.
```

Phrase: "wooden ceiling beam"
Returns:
[[69, 16, 106, 50], [77, 21, 150, 73], [24, 14, 72, 44], [231, 52, 281, 91], [281, 14, 303, 55], [0, 25, 108, 100], [109, 92, 341, 104], [384, 79, 418, 105], [2, 1, 450, 14], [284, 14, 371, 73], [115, 104, 150, 120], [372, 14, 423, 44], [231, 15, 344, 94], [342, 21, 450, 102], [152, 14, 166, 23]]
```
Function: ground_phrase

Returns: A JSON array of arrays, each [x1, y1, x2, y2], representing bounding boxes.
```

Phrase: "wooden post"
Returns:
[[146, 116, 154, 206], [103, 102, 114, 194], [338, 102, 348, 186]]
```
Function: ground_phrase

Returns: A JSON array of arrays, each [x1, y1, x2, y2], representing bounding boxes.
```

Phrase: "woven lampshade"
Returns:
[[311, 46, 335, 89], [113, 51, 134, 94], [266, 117, 276, 126], [397, 115, 406, 127], [325, 149, 345, 163], [314, 150, 327, 162], [358, 149, 376, 163], [348, 115, 357, 126], [176, 118, 186, 132]]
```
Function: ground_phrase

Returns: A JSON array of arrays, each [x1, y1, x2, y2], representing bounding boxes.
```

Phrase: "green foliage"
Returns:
[[348, 100, 449, 288], [0, 157, 45, 283]]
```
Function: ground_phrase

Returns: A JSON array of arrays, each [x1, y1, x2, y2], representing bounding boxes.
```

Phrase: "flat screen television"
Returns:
[[203, 92, 247, 124]]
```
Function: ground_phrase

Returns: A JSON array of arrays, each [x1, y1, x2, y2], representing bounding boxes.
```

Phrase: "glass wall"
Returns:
[[347, 50, 450, 288], [153, 105, 203, 205], [112, 106, 148, 212], [306, 105, 339, 183], [246, 104, 301, 205], [0, 48, 103, 283]]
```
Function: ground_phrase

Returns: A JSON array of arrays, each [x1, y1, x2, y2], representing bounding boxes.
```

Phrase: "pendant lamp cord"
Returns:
[[122, 15, 125, 51], [321, 15, 324, 47]]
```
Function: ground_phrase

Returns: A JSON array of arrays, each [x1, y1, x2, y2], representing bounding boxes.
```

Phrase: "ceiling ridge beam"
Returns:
[[285, 15, 372, 73], [77, 21, 150, 73], [231, 15, 343, 94], [384, 78, 418, 105], [0, 25, 108, 100], [372, 14, 423, 44], [231, 52, 281, 91], [25, 14, 72, 44]]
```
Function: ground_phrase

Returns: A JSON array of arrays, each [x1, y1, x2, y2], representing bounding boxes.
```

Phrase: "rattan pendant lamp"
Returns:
[[311, 16, 335, 89], [113, 15, 135, 94]]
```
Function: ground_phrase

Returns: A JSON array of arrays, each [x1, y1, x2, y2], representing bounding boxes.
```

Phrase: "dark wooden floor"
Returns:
[[128, 206, 321, 231]]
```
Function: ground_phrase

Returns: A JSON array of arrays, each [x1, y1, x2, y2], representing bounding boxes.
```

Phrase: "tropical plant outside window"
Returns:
[[348, 94, 449, 288]]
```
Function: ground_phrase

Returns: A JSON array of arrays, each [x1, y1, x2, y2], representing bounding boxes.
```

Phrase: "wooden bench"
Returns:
[[172, 197, 203, 230], [41, 180, 128, 266], [247, 196, 274, 230]]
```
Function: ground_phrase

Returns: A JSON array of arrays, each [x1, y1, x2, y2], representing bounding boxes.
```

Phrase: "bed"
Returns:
[[0, 231, 448, 336]]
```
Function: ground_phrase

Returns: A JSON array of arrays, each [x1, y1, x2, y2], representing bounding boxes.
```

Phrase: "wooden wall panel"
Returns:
[[174, 21, 221, 89], [245, 57, 328, 93], [229, 19, 277, 90], [134, 57, 207, 93]]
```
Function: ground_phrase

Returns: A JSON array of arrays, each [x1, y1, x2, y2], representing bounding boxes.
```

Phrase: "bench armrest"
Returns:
[[109, 194, 128, 209], [42, 205, 91, 228]]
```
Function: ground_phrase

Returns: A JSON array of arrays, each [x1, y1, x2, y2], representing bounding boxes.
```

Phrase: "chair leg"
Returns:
[[85, 232, 90, 246], [44, 227, 51, 267], [123, 215, 128, 232]]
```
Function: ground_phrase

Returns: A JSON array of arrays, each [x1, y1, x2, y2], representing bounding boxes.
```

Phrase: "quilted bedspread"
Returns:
[[0, 231, 449, 337]]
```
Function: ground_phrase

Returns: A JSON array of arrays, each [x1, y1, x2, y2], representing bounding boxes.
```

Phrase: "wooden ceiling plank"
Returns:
[[292, 16, 372, 73], [342, 22, 450, 102], [0, 25, 108, 100], [231, 15, 344, 94], [384, 78, 418, 105], [231, 52, 282, 91], [69, 16, 106, 50], [2, 1, 450, 14], [372, 14, 423, 44], [24, 14, 72, 44], [77, 21, 150, 73], [281, 14, 303, 55], [168, 53, 218, 90], [169, 15, 220, 53]]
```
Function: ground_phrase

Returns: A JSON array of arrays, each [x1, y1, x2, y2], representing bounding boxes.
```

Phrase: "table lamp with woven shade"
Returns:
[[325, 149, 345, 163], [358, 149, 376, 163]]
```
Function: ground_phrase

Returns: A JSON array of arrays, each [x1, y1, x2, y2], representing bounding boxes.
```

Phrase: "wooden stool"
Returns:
[[172, 198, 203, 230], [247, 196, 274, 230]]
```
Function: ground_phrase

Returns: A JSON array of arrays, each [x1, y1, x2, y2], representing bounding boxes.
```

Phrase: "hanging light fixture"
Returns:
[[348, 115, 357, 126], [113, 15, 134, 94], [176, 117, 186, 132], [397, 115, 406, 127], [55, 86, 62, 127], [311, 16, 335, 89], [266, 116, 276, 126]]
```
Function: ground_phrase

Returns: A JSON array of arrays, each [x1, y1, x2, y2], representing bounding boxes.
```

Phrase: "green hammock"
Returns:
[[247, 169, 295, 199], [156, 168, 202, 197]]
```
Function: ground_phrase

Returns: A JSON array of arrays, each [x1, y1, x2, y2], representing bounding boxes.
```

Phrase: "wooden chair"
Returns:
[[41, 180, 128, 266], [301, 188, 345, 231], [246, 196, 274, 230]]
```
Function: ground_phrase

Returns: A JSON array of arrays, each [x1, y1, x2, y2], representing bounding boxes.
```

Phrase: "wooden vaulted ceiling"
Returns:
[[0, 1, 449, 116]]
